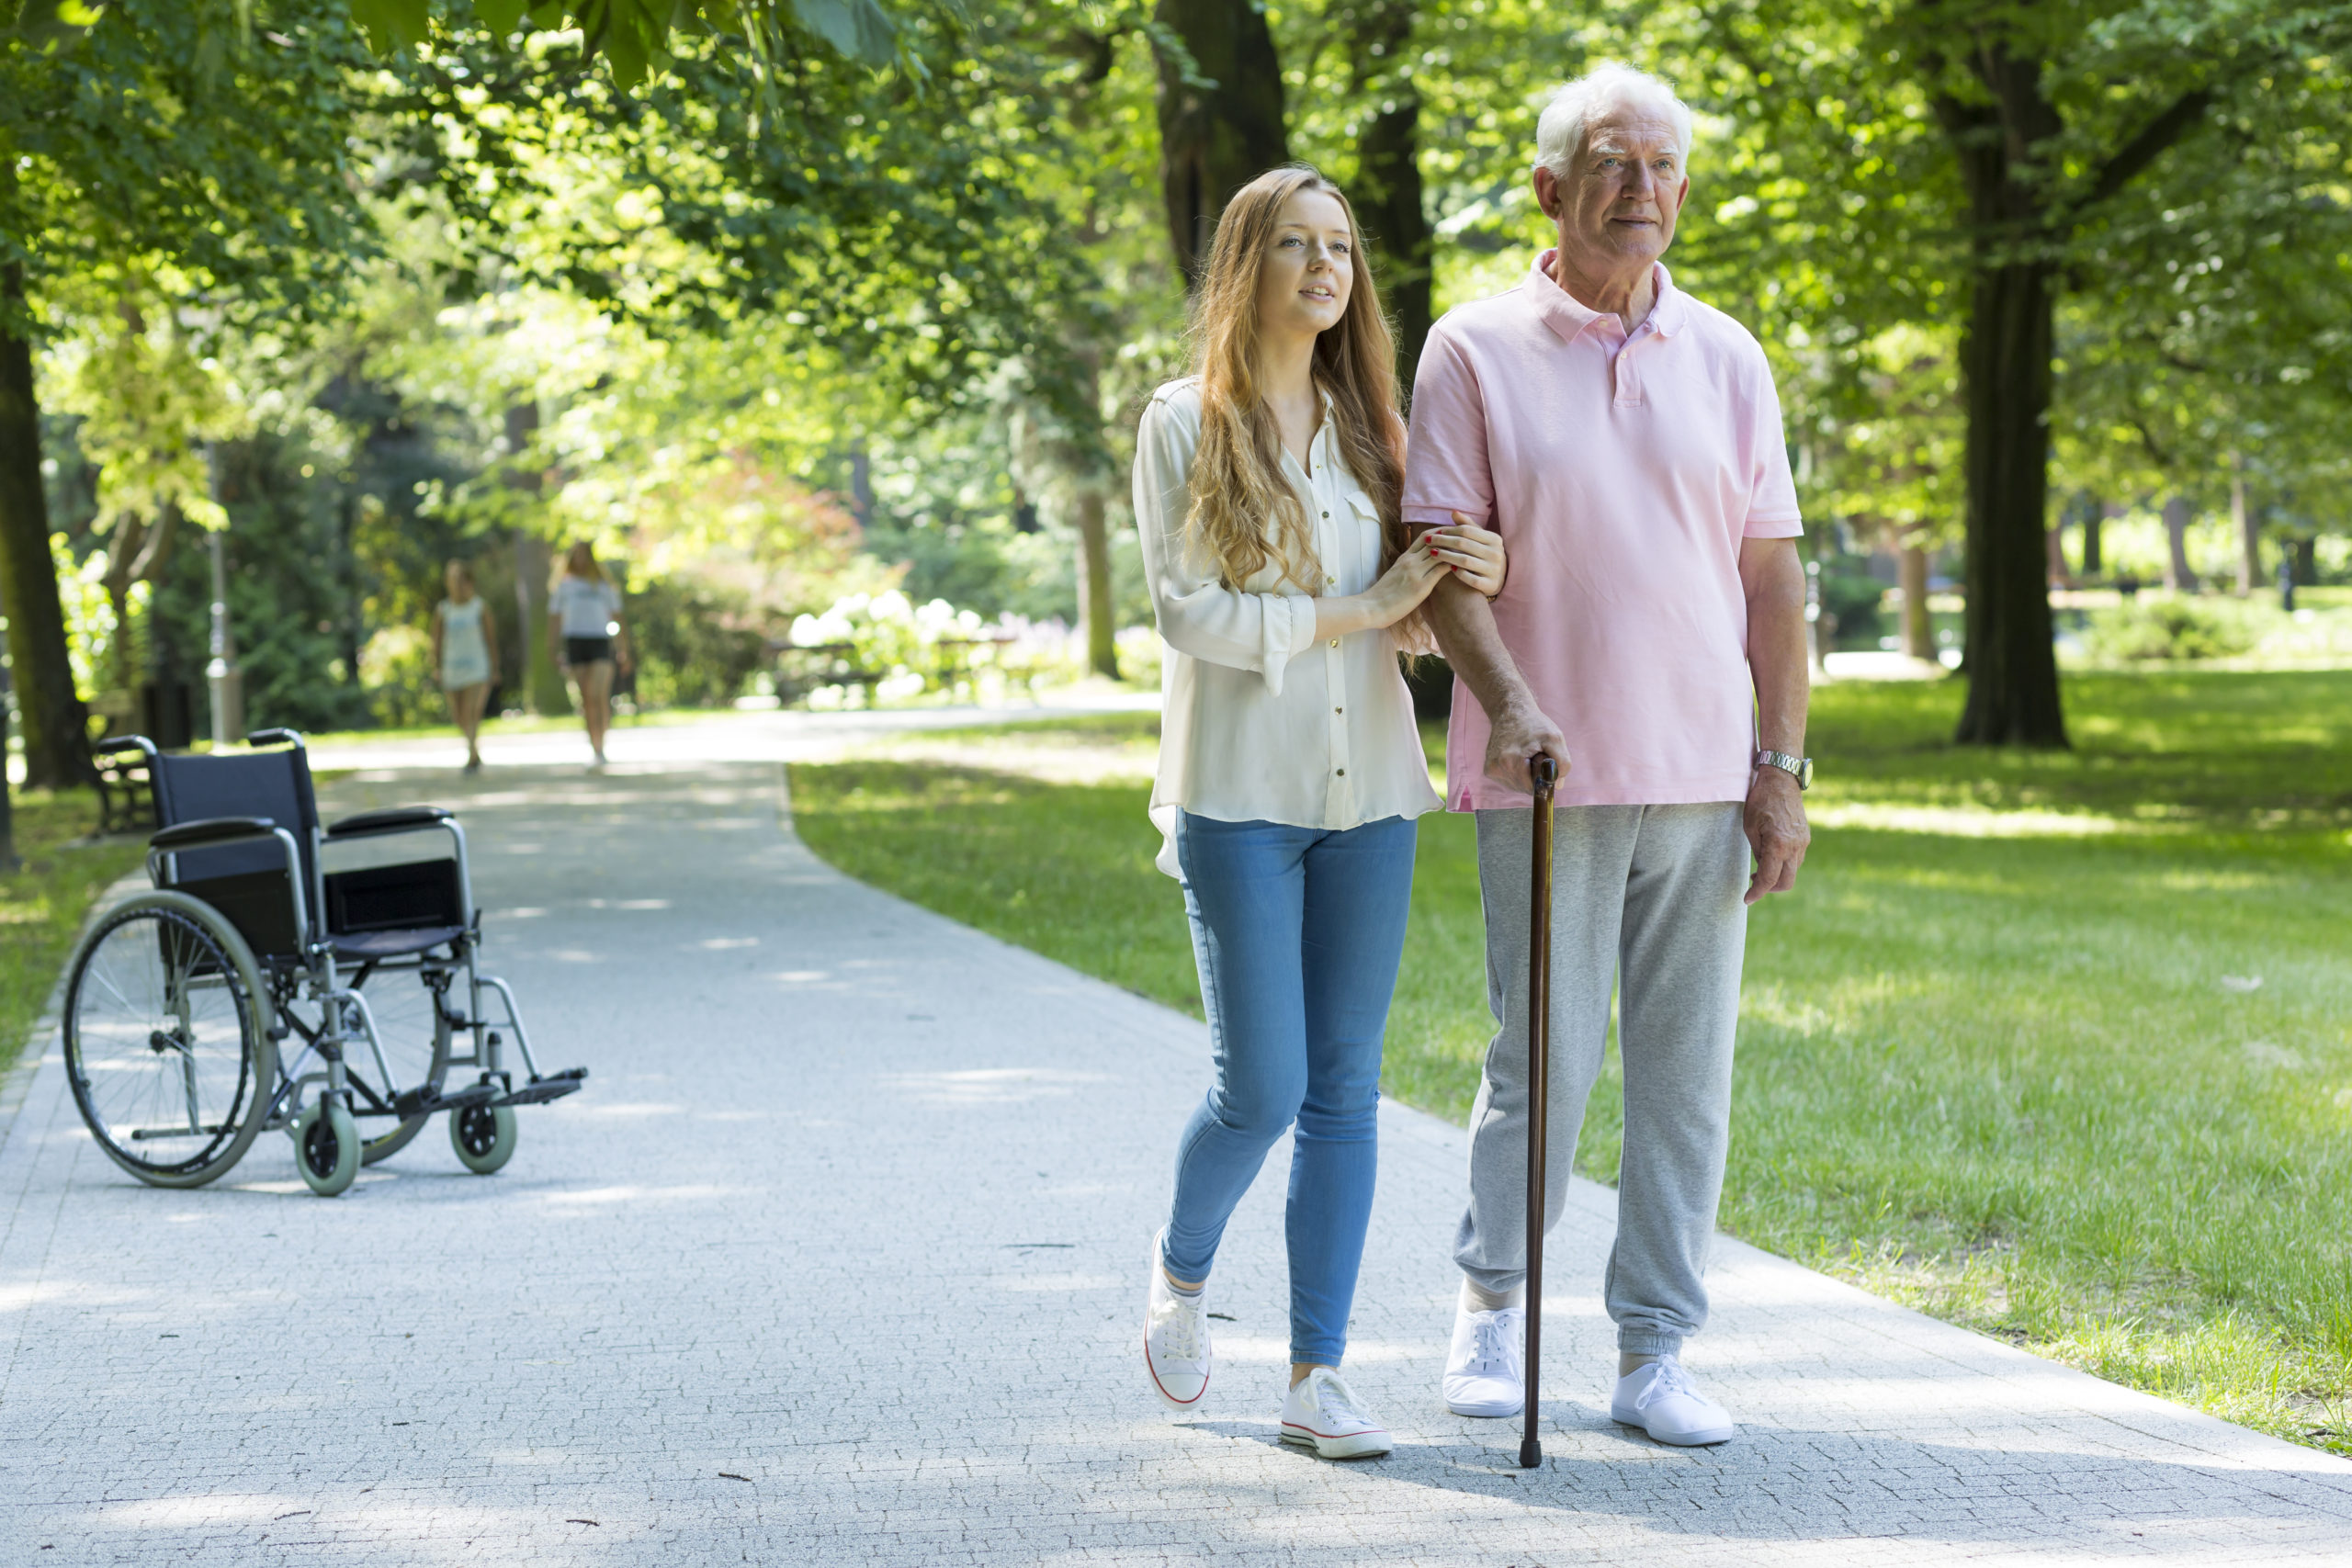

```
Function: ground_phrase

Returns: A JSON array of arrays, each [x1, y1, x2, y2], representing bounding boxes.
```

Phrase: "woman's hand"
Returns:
[[1428, 513, 1506, 598], [1314, 530, 1448, 640]]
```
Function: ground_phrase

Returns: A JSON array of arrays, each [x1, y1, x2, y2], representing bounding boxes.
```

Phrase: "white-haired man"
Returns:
[[1404, 63, 1812, 1445]]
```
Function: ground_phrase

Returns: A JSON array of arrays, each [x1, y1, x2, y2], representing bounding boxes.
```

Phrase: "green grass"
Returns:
[[3, 795, 145, 1074], [789, 670, 2352, 1454]]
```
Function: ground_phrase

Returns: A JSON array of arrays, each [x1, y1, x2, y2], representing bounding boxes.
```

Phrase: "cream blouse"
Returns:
[[1133, 378, 1442, 877]]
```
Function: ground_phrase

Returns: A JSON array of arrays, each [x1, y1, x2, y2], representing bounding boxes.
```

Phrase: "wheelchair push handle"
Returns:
[[244, 728, 306, 751], [94, 734, 161, 761]]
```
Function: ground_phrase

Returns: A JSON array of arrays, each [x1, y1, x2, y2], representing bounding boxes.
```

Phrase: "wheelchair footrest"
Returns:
[[489, 1066, 589, 1108], [390, 1080, 499, 1120]]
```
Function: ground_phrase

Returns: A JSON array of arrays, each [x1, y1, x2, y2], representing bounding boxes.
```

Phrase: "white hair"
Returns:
[[1534, 64, 1693, 179]]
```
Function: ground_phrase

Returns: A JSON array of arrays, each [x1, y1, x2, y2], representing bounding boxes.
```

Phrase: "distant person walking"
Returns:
[[431, 560, 498, 775], [1132, 165, 1508, 1460], [550, 544, 629, 769]]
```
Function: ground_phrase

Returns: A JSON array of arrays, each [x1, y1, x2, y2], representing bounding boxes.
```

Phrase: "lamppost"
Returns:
[[204, 444, 242, 748]]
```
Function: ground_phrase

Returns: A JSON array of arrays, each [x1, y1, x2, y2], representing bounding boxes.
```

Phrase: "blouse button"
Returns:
[[1320, 510, 1329, 519], [1329, 638, 1340, 649], [1336, 769, 1346, 777]]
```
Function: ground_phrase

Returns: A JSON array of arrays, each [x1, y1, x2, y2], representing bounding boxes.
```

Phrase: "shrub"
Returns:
[[2080, 598, 2256, 662]]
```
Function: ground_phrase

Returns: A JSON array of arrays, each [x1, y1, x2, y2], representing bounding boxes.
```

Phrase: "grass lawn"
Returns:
[[790, 670, 2352, 1454], [2, 795, 146, 1075]]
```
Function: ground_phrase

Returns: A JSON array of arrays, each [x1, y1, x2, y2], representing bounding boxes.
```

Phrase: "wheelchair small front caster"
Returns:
[[292, 1102, 359, 1197], [450, 1103, 517, 1174]]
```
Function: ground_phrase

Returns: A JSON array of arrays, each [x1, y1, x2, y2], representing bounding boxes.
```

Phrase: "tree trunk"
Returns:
[[2045, 511, 2071, 588], [2231, 455, 2256, 596], [2081, 498, 2104, 578], [1898, 542, 1933, 660], [1952, 256, 2066, 746], [1344, 0, 1430, 390], [503, 401, 568, 716], [1072, 484, 1119, 679], [1152, 0, 1290, 287], [2162, 496, 2198, 592], [0, 263, 90, 788]]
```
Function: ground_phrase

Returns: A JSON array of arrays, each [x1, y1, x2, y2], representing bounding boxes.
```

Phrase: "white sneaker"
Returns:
[[1142, 1230, 1210, 1410], [1279, 1366, 1394, 1459], [1610, 1355, 1736, 1445], [1442, 1304, 1525, 1417]]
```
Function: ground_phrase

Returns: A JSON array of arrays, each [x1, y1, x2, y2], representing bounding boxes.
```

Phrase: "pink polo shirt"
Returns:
[[1402, 254, 1803, 811]]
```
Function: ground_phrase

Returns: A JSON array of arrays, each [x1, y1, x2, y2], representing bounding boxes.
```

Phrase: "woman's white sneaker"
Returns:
[[1143, 1229, 1210, 1410], [1280, 1367, 1394, 1459], [1442, 1304, 1525, 1417], [1609, 1354, 1736, 1445]]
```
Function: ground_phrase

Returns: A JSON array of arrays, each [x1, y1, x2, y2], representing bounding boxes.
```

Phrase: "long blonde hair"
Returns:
[[551, 541, 606, 593], [1184, 165, 1407, 593]]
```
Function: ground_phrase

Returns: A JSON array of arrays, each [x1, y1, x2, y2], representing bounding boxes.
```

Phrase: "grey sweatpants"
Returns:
[[1454, 803, 1748, 1357]]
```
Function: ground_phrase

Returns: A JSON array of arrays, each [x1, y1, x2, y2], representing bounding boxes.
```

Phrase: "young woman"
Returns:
[[430, 559, 499, 775], [1133, 165, 1506, 1458], [548, 543, 630, 768]]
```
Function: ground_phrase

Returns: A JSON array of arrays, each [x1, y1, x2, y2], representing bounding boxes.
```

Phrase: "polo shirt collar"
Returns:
[[1529, 252, 1685, 342]]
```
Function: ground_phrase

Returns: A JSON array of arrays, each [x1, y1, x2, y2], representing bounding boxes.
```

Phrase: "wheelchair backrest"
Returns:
[[150, 746, 322, 958]]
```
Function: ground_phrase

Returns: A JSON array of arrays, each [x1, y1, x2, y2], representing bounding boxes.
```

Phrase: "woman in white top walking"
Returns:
[[549, 543, 630, 768], [430, 559, 499, 775], [1135, 165, 1505, 1458]]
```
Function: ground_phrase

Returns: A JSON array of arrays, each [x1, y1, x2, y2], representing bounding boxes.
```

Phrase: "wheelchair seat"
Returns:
[[329, 925, 470, 961]]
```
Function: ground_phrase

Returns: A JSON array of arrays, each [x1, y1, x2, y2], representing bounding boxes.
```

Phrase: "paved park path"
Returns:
[[6, 728, 2352, 1564]]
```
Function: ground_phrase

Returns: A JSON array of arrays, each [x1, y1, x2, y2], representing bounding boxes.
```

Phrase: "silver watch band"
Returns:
[[1755, 750, 1812, 790]]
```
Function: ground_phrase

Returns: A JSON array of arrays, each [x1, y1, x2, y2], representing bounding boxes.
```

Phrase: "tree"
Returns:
[[1671, 0, 2352, 744], [1152, 0, 1292, 286], [3, 1, 373, 787]]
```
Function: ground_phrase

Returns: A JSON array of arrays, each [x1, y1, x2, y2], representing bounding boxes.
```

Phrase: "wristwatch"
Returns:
[[1755, 749, 1813, 790]]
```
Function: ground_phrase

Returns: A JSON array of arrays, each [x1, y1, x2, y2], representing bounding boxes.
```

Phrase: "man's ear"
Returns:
[[1532, 166, 1561, 220]]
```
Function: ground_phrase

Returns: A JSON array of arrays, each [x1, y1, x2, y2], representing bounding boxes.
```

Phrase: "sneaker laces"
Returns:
[[1632, 1356, 1697, 1412], [1463, 1312, 1521, 1376], [1150, 1295, 1204, 1361], [1309, 1372, 1374, 1429]]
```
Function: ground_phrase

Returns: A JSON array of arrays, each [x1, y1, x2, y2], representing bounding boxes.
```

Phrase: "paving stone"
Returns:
[[3, 758, 2349, 1564]]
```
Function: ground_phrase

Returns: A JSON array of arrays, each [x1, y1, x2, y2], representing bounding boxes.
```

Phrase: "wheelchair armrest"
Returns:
[[327, 807, 455, 840], [95, 735, 160, 762], [151, 816, 277, 851]]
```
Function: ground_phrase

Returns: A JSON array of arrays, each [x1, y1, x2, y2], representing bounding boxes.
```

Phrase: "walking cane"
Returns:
[[1520, 753, 1557, 1471]]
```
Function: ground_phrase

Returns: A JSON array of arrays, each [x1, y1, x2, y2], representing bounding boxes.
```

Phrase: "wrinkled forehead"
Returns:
[[1582, 106, 1684, 159]]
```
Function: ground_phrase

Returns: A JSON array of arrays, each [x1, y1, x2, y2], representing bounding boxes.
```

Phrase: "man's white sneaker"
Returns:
[[1609, 1355, 1736, 1445], [1143, 1229, 1210, 1410], [1442, 1304, 1524, 1417], [1279, 1366, 1394, 1459]]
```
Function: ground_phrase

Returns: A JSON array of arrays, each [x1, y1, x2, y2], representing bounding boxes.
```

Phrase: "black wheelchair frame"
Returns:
[[58, 728, 584, 1195]]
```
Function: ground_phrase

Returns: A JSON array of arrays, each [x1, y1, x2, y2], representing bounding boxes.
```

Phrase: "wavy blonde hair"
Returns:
[[1185, 165, 1407, 594]]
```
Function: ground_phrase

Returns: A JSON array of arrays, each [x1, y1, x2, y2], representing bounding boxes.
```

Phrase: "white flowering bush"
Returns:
[[783, 591, 1062, 706]]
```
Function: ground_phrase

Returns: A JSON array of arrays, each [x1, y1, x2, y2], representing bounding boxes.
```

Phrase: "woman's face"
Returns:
[[1252, 187, 1354, 344], [446, 562, 469, 599]]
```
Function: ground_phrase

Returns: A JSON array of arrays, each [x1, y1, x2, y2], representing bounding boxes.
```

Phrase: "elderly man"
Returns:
[[1404, 63, 1812, 1446]]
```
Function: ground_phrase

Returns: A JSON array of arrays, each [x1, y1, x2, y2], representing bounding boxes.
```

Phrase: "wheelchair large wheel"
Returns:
[[344, 966, 454, 1167], [62, 891, 277, 1190]]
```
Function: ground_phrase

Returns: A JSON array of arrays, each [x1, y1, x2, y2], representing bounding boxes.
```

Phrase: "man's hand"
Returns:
[[1484, 701, 1571, 796], [1743, 767, 1809, 904]]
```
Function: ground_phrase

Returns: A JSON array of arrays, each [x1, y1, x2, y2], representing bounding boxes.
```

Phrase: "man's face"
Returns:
[[1535, 105, 1688, 277]]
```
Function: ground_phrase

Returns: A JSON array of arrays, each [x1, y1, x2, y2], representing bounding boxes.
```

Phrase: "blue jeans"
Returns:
[[1161, 810, 1419, 1367]]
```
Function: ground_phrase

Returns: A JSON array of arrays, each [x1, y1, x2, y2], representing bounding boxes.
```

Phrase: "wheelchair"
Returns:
[[58, 728, 586, 1196]]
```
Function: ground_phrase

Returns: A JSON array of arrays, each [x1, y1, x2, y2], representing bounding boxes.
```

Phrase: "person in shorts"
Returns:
[[549, 543, 630, 768]]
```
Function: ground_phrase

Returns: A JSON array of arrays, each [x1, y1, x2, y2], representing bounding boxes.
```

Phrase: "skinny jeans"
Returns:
[[1161, 809, 1419, 1368]]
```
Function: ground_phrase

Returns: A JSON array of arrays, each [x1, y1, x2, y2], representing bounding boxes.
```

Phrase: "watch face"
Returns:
[[1798, 757, 1814, 790]]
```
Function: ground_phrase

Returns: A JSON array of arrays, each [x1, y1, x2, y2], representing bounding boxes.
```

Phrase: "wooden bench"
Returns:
[[85, 690, 156, 837]]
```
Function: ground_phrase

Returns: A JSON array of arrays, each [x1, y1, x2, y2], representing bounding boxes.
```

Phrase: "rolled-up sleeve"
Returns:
[[1132, 391, 1317, 696], [1401, 328, 1496, 528]]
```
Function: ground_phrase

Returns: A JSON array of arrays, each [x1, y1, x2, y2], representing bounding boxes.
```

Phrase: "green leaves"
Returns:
[[789, 0, 897, 64], [346, 0, 426, 54], [346, 0, 901, 84]]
